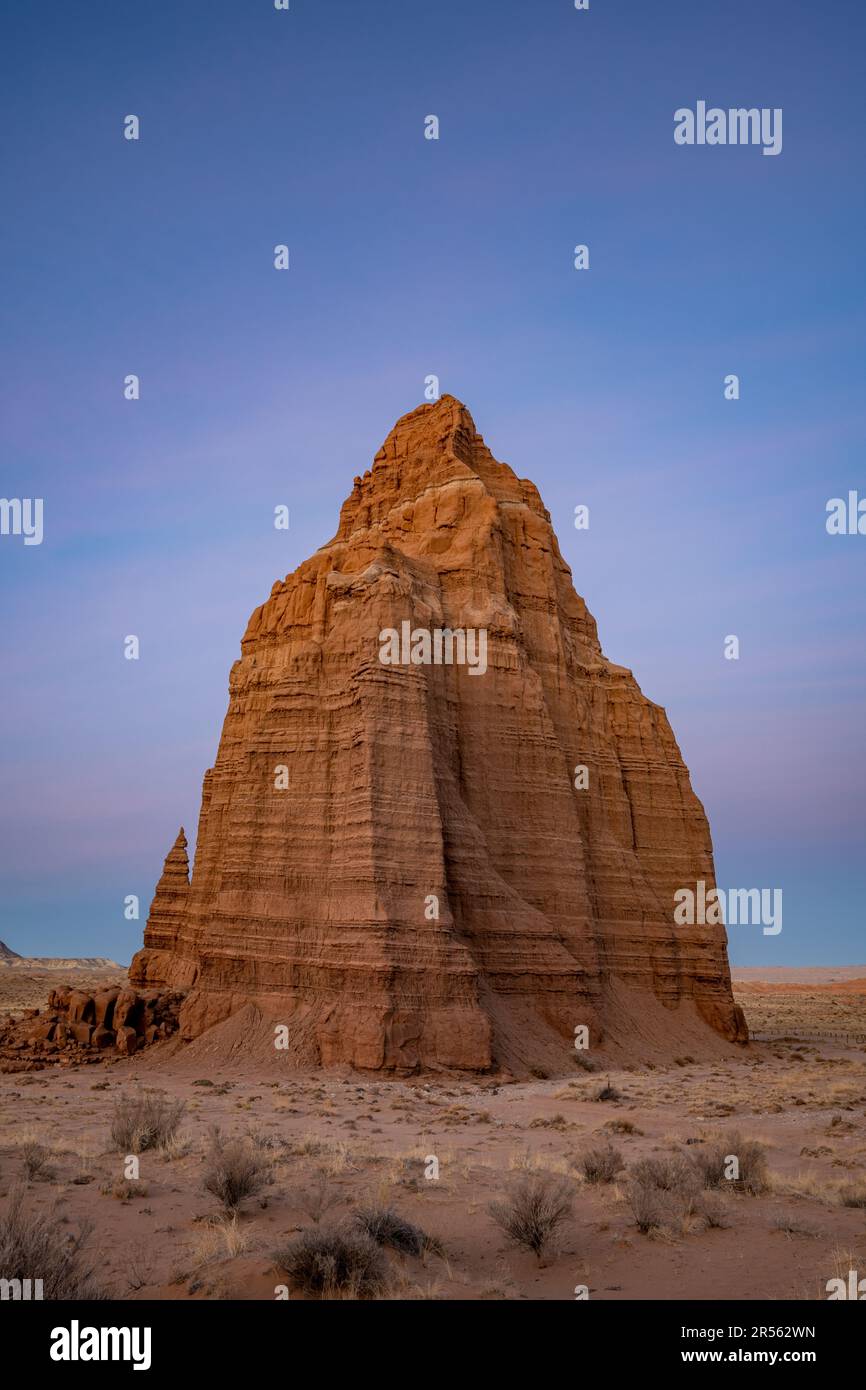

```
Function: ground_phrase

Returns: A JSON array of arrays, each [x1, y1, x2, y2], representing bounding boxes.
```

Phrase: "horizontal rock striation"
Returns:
[[130, 396, 747, 1072]]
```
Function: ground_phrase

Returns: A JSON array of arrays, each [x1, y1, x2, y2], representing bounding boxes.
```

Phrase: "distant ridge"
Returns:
[[0, 940, 123, 970], [732, 966, 866, 984]]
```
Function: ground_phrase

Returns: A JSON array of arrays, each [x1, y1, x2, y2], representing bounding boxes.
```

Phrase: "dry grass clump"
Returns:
[[576, 1144, 624, 1185], [285, 1133, 328, 1157], [99, 1178, 148, 1201], [489, 1172, 573, 1261], [507, 1149, 569, 1176], [691, 1131, 768, 1194], [273, 1225, 389, 1299], [190, 1215, 251, 1267], [285, 1135, 356, 1174], [0, 1183, 106, 1299], [110, 1091, 186, 1154], [169, 1215, 252, 1286], [202, 1128, 273, 1212], [839, 1183, 866, 1209], [353, 1203, 442, 1256], [604, 1119, 642, 1136], [157, 1130, 194, 1162]]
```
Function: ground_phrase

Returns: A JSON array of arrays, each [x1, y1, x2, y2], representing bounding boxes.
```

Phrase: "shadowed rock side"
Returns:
[[130, 396, 747, 1073]]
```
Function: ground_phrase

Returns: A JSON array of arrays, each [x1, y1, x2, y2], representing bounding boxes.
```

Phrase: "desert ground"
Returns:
[[731, 968, 866, 1039], [1, 969, 864, 1301]]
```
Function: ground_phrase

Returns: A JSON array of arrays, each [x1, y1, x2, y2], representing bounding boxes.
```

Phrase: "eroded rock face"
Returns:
[[129, 396, 747, 1072]]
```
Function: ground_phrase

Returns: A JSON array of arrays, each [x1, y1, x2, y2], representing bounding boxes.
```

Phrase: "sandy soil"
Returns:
[[0, 979, 864, 1302]]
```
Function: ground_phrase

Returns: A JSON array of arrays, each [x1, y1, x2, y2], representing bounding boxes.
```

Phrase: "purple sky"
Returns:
[[1, 0, 864, 966]]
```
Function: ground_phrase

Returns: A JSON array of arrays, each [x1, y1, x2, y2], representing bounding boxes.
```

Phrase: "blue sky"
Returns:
[[1, 0, 864, 966]]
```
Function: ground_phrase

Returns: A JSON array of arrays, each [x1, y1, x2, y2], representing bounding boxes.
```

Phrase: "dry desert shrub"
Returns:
[[319, 1140, 356, 1176], [814, 1246, 864, 1299], [244, 1128, 281, 1153], [202, 1128, 273, 1212], [692, 1131, 768, 1194], [110, 1091, 186, 1154], [630, 1154, 700, 1196], [273, 1225, 389, 1299], [19, 1141, 52, 1181], [593, 1078, 621, 1102], [830, 1246, 862, 1279], [771, 1215, 818, 1237], [296, 1169, 342, 1225], [489, 1172, 574, 1261], [384, 1152, 435, 1190], [123, 1240, 158, 1293], [627, 1181, 688, 1236], [577, 1144, 624, 1185], [353, 1203, 442, 1257], [0, 1183, 106, 1299], [695, 1191, 733, 1230], [627, 1153, 700, 1236]]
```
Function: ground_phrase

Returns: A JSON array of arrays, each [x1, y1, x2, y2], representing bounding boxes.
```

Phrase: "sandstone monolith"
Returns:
[[130, 396, 747, 1072]]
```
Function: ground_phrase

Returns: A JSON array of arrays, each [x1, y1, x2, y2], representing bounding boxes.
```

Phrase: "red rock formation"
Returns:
[[0, 985, 182, 1069], [134, 829, 195, 986], [130, 396, 747, 1072]]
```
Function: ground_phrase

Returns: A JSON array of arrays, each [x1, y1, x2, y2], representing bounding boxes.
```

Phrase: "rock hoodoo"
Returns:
[[130, 396, 747, 1072]]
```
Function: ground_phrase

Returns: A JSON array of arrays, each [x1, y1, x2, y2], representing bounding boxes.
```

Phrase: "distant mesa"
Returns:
[[731, 966, 866, 985], [0, 940, 122, 970]]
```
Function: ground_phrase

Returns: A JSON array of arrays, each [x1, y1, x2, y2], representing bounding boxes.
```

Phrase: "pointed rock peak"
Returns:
[[159, 828, 190, 885], [335, 396, 544, 541], [384, 393, 478, 443], [373, 393, 481, 472]]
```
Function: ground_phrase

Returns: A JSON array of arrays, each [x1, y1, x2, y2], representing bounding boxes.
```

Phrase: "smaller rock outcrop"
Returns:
[[0, 986, 184, 1071]]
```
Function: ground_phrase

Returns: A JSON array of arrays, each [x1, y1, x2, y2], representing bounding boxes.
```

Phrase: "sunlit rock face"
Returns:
[[130, 396, 747, 1073]]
